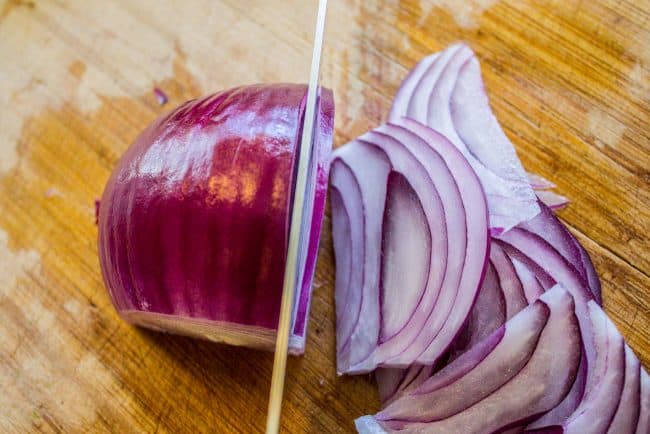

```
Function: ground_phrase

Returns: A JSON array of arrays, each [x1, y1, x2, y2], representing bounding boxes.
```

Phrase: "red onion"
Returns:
[[98, 84, 333, 353], [331, 118, 489, 374], [389, 43, 540, 234]]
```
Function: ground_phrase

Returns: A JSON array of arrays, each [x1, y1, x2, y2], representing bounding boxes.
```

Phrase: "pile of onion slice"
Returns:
[[98, 84, 334, 354], [331, 43, 648, 433], [388, 43, 539, 234]]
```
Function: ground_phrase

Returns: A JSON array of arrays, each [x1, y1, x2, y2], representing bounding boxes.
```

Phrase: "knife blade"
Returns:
[[265, 1, 328, 433]]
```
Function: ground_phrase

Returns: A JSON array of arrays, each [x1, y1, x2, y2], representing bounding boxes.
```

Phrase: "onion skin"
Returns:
[[98, 84, 333, 352]]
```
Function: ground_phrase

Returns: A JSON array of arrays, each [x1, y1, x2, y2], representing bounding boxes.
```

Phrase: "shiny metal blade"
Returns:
[[265, 1, 328, 433]]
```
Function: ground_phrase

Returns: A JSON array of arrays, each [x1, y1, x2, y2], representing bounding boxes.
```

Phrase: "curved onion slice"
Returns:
[[511, 256, 549, 302], [490, 242, 529, 317], [331, 145, 390, 368], [561, 302, 626, 433], [535, 190, 570, 211], [376, 365, 437, 407], [448, 263, 506, 358], [356, 286, 581, 434], [637, 370, 650, 434], [98, 84, 334, 353], [380, 172, 433, 342], [389, 43, 539, 232], [330, 119, 488, 374], [607, 345, 641, 433], [527, 172, 557, 190], [527, 172, 570, 211]]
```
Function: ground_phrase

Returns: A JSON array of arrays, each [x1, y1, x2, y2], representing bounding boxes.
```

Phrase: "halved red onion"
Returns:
[[330, 118, 489, 374], [389, 43, 539, 233], [356, 286, 582, 434], [98, 84, 334, 354]]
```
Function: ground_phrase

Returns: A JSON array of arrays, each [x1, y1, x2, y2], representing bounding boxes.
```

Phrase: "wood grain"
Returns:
[[0, 0, 648, 432]]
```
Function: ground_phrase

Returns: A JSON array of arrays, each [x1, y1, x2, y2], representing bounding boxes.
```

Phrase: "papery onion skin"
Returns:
[[98, 84, 333, 353]]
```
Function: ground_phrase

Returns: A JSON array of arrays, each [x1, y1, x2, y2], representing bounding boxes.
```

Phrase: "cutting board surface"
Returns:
[[0, 0, 648, 432]]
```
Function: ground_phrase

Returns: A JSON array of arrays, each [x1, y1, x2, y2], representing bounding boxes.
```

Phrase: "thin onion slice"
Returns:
[[637, 370, 650, 434], [527, 172, 557, 190], [607, 345, 641, 433], [331, 145, 391, 368], [376, 365, 438, 407], [526, 172, 570, 211], [448, 262, 506, 359], [561, 301, 626, 433], [535, 190, 570, 211]]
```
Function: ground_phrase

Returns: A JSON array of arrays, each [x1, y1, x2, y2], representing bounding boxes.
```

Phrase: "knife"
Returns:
[[265, 1, 328, 433]]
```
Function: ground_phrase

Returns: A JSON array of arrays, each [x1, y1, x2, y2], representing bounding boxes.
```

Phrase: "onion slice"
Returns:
[[527, 172, 557, 190], [637, 370, 650, 434], [527, 172, 570, 210], [535, 190, 570, 211], [607, 346, 641, 433]]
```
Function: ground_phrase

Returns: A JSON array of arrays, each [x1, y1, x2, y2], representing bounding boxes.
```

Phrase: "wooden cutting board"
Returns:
[[0, 0, 648, 432]]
